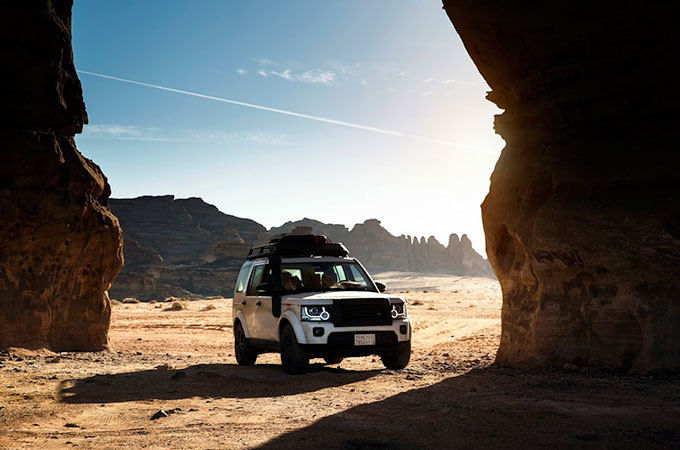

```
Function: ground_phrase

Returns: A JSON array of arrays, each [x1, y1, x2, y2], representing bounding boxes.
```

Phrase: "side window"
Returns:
[[235, 261, 253, 293], [247, 264, 271, 296]]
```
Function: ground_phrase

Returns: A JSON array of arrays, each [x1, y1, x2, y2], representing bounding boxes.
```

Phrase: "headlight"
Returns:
[[390, 302, 406, 319], [301, 305, 331, 321]]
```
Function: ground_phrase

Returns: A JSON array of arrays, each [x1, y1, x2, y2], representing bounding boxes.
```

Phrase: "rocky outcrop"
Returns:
[[109, 196, 268, 300], [112, 199, 492, 300], [444, 1, 680, 371], [0, 1, 123, 350], [272, 218, 493, 276]]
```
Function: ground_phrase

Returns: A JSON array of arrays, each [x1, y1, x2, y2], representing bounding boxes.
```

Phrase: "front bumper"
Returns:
[[302, 333, 410, 357], [299, 318, 411, 345]]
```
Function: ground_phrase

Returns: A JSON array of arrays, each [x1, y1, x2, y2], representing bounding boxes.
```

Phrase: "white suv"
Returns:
[[232, 234, 412, 374]]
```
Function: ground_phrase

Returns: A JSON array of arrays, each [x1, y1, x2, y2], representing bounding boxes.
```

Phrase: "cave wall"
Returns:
[[0, 1, 123, 350], [443, 1, 680, 371]]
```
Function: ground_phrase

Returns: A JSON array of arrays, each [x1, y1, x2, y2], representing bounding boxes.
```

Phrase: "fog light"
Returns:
[[313, 327, 324, 337], [399, 325, 407, 334]]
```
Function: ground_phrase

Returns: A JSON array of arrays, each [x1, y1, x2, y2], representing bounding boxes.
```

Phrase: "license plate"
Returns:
[[354, 333, 376, 346]]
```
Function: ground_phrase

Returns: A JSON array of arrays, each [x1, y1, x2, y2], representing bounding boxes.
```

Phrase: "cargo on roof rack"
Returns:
[[247, 234, 349, 260]]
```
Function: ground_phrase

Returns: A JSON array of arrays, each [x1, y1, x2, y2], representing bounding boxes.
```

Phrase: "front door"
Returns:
[[244, 263, 278, 342]]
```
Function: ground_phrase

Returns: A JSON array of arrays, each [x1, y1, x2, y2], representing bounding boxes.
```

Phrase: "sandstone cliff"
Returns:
[[0, 1, 123, 351], [110, 198, 491, 300], [443, 1, 680, 372], [109, 196, 267, 300]]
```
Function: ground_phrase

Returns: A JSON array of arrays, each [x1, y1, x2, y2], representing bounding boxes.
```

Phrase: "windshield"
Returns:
[[280, 261, 376, 294]]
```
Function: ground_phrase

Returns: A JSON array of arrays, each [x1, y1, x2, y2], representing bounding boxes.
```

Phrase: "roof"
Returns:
[[247, 234, 349, 260]]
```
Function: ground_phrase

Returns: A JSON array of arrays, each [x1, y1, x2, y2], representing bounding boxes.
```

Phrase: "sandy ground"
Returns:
[[1, 275, 679, 449]]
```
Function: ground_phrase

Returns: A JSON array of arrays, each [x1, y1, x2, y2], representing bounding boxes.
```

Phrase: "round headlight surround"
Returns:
[[390, 302, 406, 319]]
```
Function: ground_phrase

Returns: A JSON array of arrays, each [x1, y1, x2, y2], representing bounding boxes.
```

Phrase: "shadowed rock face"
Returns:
[[0, 1, 123, 350], [443, 1, 680, 371], [108, 196, 268, 301]]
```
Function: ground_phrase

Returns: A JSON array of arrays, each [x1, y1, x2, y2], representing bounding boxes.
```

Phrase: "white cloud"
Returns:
[[79, 124, 291, 145], [237, 68, 247, 76], [250, 59, 337, 85], [257, 67, 336, 85], [422, 91, 435, 97], [82, 124, 142, 137], [423, 78, 435, 83], [270, 69, 294, 81], [298, 70, 335, 84]]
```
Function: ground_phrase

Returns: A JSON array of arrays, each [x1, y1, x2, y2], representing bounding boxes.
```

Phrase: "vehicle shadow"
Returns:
[[257, 366, 680, 449], [58, 363, 380, 404]]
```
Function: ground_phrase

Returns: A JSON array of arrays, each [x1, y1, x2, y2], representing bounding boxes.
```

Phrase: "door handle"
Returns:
[[256, 301, 262, 306], [241, 301, 247, 306]]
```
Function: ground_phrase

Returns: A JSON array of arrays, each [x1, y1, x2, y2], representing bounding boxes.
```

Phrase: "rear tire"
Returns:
[[280, 324, 309, 374], [234, 321, 258, 366], [381, 341, 411, 370], [323, 356, 344, 365]]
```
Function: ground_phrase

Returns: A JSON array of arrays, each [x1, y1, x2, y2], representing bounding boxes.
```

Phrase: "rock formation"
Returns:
[[112, 198, 492, 300], [109, 196, 267, 300], [271, 218, 493, 276], [443, 1, 680, 371], [0, 1, 123, 350]]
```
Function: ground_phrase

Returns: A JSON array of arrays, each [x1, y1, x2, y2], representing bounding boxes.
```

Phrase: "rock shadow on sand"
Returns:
[[257, 367, 680, 449]]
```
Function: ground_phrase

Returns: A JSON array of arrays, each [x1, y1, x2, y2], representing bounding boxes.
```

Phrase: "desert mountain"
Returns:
[[109, 196, 493, 300]]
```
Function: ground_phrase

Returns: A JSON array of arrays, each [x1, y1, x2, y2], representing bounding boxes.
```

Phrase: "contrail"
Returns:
[[77, 70, 454, 146]]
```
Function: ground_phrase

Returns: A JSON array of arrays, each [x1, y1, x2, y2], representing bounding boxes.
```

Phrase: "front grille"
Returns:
[[332, 298, 392, 327]]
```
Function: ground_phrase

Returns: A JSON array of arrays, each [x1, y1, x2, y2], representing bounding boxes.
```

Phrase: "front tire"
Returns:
[[280, 324, 309, 374], [381, 341, 411, 370], [234, 321, 258, 365]]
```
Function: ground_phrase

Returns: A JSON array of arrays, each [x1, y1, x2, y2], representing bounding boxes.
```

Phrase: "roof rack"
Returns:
[[247, 234, 349, 260]]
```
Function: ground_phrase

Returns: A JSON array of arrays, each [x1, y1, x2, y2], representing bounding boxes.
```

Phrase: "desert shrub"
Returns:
[[164, 296, 189, 303], [411, 299, 423, 306], [149, 300, 157, 304], [122, 297, 140, 304], [201, 304, 217, 312], [427, 306, 435, 311], [204, 295, 222, 300], [164, 301, 186, 311], [422, 290, 428, 293]]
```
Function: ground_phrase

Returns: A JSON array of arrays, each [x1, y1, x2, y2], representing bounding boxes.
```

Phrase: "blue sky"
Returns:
[[72, 1, 503, 255]]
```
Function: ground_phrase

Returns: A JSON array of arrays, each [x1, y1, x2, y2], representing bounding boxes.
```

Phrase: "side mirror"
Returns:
[[375, 281, 386, 293], [256, 283, 271, 295]]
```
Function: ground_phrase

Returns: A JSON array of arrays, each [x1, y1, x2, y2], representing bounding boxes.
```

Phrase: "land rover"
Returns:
[[232, 234, 412, 374]]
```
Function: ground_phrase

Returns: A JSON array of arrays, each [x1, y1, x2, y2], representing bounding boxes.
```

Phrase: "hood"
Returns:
[[282, 290, 395, 302]]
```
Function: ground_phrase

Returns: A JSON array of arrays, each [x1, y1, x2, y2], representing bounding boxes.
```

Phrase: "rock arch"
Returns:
[[2, 1, 678, 372]]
